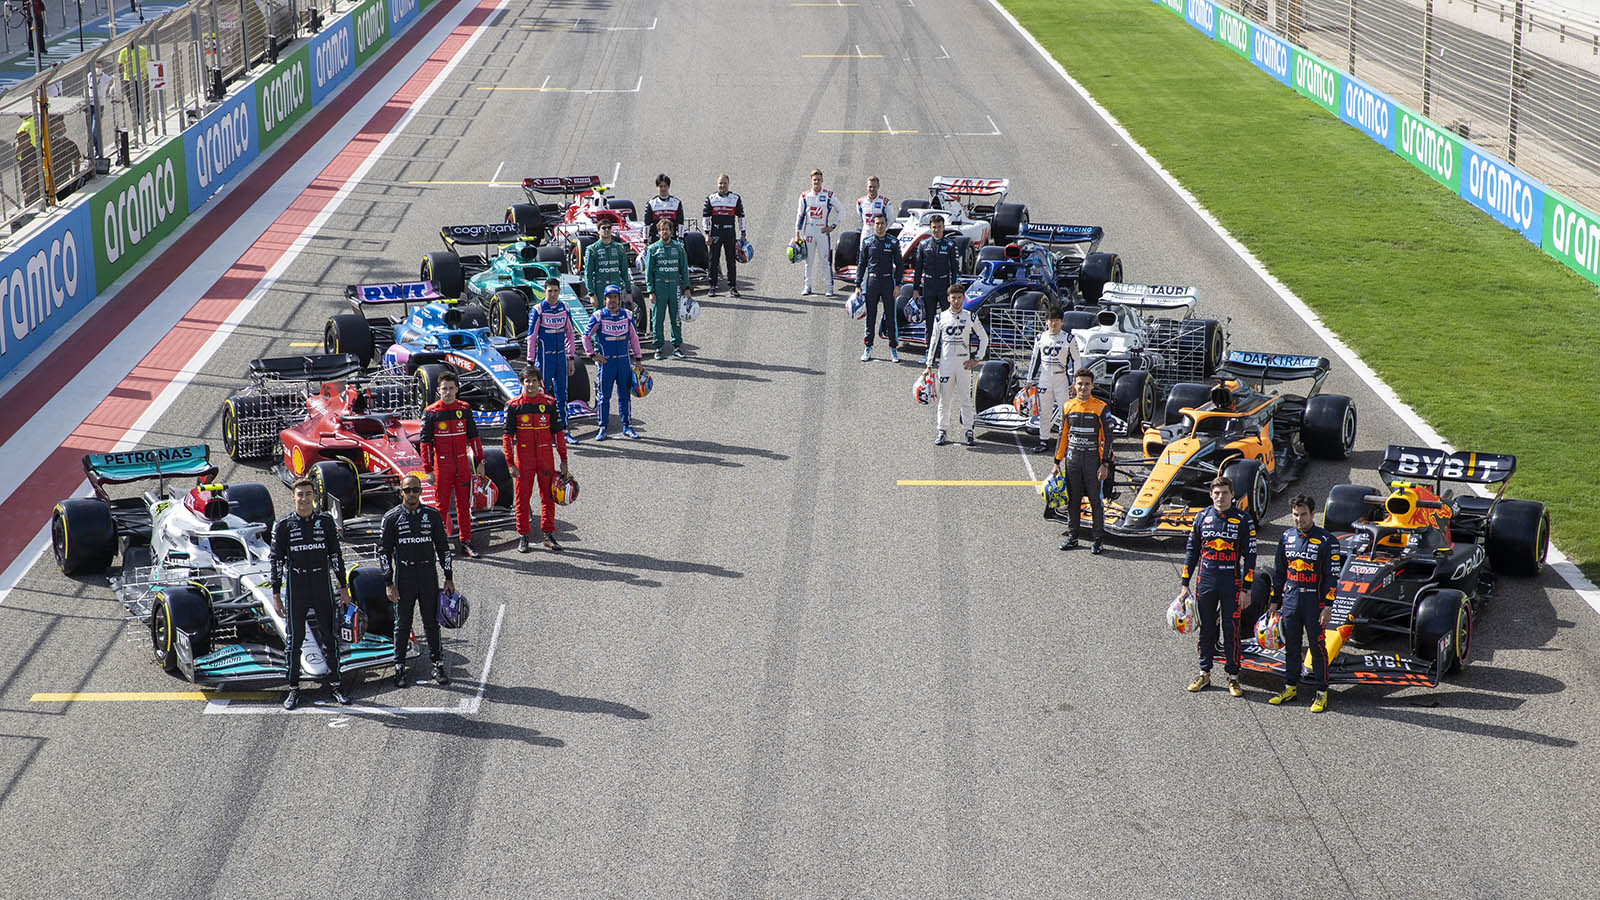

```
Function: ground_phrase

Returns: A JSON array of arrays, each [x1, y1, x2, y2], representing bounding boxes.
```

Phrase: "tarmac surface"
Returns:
[[0, 1, 1595, 897]]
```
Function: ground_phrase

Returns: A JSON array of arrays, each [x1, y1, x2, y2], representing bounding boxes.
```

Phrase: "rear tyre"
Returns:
[[422, 251, 465, 299], [990, 202, 1028, 244], [833, 231, 860, 272], [1078, 252, 1123, 303], [535, 243, 565, 269], [324, 314, 374, 368], [682, 232, 709, 271], [973, 360, 1013, 413], [1412, 588, 1471, 674], [1222, 458, 1269, 517], [1486, 499, 1549, 576], [898, 198, 922, 217], [1324, 483, 1379, 533], [1303, 394, 1357, 459], [222, 394, 275, 461], [152, 586, 212, 675], [1238, 569, 1273, 640], [223, 483, 275, 529], [1164, 382, 1213, 426], [311, 459, 361, 520], [1110, 369, 1154, 436], [607, 198, 637, 219], [505, 203, 545, 243], [415, 363, 452, 407], [490, 289, 530, 340], [347, 565, 394, 641], [52, 498, 116, 575], [1178, 318, 1225, 377], [568, 359, 592, 405], [1011, 290, 1044, 312]]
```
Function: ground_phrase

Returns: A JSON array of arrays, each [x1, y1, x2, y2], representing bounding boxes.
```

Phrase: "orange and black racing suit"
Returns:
[[1054, 396, 1115, 541]]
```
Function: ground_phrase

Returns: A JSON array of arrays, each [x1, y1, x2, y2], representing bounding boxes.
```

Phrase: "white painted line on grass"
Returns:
[[984, 0, 1600, 615]]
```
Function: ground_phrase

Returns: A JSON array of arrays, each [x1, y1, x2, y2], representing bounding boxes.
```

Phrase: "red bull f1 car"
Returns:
[[1232, 445, 1550, 687]]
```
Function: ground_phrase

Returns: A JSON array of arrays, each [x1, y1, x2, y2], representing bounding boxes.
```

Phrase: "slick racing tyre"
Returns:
[[1177, 318, 1226, 377], [324, 314, 375, 369], [152, 586, 212, 675], [422, 251, 465, 299], [311, 459, 361, 520], [506, 202, 545, 243], [1078, 252, 1123, 303], [1222, 458, 1269, 517], [990, 202, 1029, 244], [490, 289, 530, 340], [347, 565, 394, 641], [607, 198, 637, 219], [833, 231, 860, 273], [480, 446, 515, 509], [1110, 369, 1155, 436], [682, 232, 710, 271], [1303, 394, 1357, 459], [222, 394, 277, 461], [1412, 587, 1471, 674], [415, 363, 453, 406], [567, 358, 593, 404], [52, 498, 116, 575], [535, 243, 565, 270], [1486, 499, 1550, 576], [973, 360, 1013, 413]]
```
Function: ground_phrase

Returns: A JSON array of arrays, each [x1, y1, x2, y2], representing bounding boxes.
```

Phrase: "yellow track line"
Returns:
[[897, 480, 1042, 487], [287, 341, 322, 347], [31, 690, 280, 702]]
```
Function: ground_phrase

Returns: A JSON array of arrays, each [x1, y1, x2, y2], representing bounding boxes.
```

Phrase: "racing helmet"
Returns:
[[630, 368, 653, 398], [1167, 592, 1198, 634], [1039, 474, 1068, 509], [552, 473, 580, 506], [436, 587, 470, 629], [680, 296, 701, 323], [1013, 385, 1040, 417], [786, 239, 807, 263], [914, 370, 937, 405], [338, 599, 366, 644], [736, 238, 755, 264], [846, 291, 867, 320], [1254, 611, 1284, 652]]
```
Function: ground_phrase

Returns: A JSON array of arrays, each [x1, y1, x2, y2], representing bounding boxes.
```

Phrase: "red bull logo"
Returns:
[[1204, 538, 1232, 552], [1288, 559, 1316, 573]]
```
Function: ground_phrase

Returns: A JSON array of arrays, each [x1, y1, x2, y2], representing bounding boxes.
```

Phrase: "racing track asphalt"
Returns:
[[0, 2, 1597, 898]]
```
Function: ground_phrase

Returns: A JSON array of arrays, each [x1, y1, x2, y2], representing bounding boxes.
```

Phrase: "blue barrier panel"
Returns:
[[0, 205, 98, 379], [184, 89, 259, 212]]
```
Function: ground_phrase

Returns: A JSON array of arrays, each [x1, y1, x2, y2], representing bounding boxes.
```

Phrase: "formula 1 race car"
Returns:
[[1230, 445, 1550, 688], [219, 354, 515, 541], [972, 282, 1227, 436], [511, 174, 709, 292], [322, 279, 562, 428], [48, 444, 397, 685], [833, 176, 1029, 284], [1056, 350, 1357, 537]]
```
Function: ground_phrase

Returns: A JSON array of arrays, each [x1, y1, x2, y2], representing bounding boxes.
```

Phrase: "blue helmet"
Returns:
[[436, 588, 470, 629], [1040, 474, 1068, 509], [630, 368, 654, 398], [736, 238, 755, 263]]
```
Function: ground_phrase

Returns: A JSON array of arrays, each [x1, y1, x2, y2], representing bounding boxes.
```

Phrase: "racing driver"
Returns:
[[529, 276, 580, 443], [271, 478, 351, 710], [1181, 476, 1258, 697], [582, 284, 644, 440], [1267, 494, 1337, 713], [419, 370, 484, 559], [794, 168, 840, 297], [503, 365, 572, 552], [379, 473, 454, 688], [924, 284, 989, 446]]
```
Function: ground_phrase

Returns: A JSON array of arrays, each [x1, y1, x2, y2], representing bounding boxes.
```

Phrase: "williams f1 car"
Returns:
[[1231, 445, 1550, 687], [1055, 350, 1357, 537], [48, 444, 397, 685]]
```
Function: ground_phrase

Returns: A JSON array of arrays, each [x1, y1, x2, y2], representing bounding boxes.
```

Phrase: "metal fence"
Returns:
[[1239, 0, 1600, 207], [0, 0, 343, 234]]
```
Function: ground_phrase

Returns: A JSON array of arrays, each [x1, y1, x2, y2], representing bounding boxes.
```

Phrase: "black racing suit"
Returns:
[[913, 235, 962, 343], [270, 512, 347, 688], [702, 190, 745, 291], [1272, 525, 1338, 689], [1182, 505, 1258, 676], [378, 503, 454, 666], [859, 233, 902, 349], [1054, 397, 1115, 541]]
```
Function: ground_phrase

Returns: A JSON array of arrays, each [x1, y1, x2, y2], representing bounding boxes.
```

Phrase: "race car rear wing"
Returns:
[[1378, 445, 1516, 486], [1099, 282, 1198, 312], [1217, 350, 1331, 388], [345, 281, 441, 305], [83, 444, 219, 494], [248, 354, 364, 383], [930, 176, 1008, 198], [1017, 222, 1105, 246], [440, 223, 521, 246], [522, 175, 603, 201]]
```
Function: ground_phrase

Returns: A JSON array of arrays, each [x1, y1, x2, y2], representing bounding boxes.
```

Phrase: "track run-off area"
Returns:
[[1, 1, 1596, 897]]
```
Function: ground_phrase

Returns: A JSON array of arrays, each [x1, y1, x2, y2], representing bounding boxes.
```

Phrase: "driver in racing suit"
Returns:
[[1181, 476, 1258, 697], [912, 215, 963, 344], [644, 173, 684, 230], [504, 365, 571, 552], [419, 370, 484, 558], [529, 276, 579, 443], [858, 214, 902, 362], [379, 473, 454, 688], [1052, 370, 1113, 554], [271, 479, 350, 710], [1028, 306, 1078, 453], [702, 173, 746, 297], [794, 168, 840, 297], [582, 285, 644, 441], [856, 175, 892, 254], [1267, 494, 1337, 713], [923, 284, 989, 447]]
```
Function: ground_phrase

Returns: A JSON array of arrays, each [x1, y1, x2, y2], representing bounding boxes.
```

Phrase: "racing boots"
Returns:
[[1227, 677, 1244, 698], [283, 688, 301, 711], [934, 430, 949, 446], [517, 535, 532, 554], [395, 665, 410, 688], [623, 427, 640, 439], [330, 686, 352, 706], [1186, 672, 1211, 692], [457, 540, 481, 560], [890, 348, 901, 363], [964, 430, 975, 447], [1091, 540, 1104, 555], [1060, 536, 1079, 551], [433, 663, 451, 686], [1310, 691, 1330, 713], [861, 347, 872, 362], [543, 532, 563, 551], [1268, 686, 1298, 705]]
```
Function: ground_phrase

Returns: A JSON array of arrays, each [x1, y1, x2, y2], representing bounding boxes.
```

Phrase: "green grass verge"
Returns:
[[1002, 0, 1600, 583]]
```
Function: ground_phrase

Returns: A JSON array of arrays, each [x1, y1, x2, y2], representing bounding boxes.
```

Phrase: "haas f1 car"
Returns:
[[48, 445, 398, 685], [833, 176, 1030, 285], [1057, 351, 1357, 536], [1232, 445, 1550, 688], [220, 354, 514, 540]]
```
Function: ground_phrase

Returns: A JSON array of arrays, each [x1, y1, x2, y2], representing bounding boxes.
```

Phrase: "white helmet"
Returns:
[[1167, 591, 1198, 634]]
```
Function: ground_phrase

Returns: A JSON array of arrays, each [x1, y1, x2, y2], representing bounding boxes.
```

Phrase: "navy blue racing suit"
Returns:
[[1182, 504, 1257, 675], [1272, 525, 1337, 689], [913, 235, 963, 343], [859, 233, 902, 349]]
